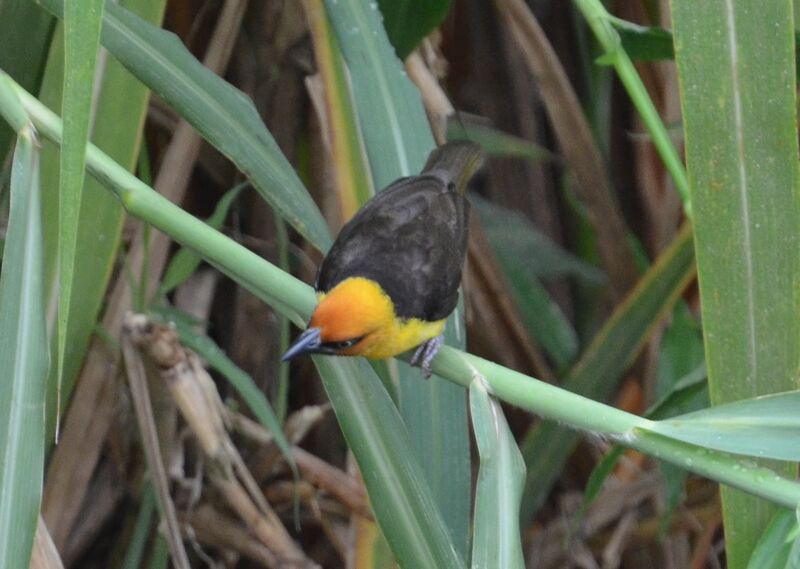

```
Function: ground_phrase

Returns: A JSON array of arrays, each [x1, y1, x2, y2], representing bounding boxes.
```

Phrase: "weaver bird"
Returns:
[[282, 141, 483, 376]]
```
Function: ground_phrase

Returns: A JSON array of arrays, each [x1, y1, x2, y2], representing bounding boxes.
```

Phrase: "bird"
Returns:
[[281, 141, 483, 376]]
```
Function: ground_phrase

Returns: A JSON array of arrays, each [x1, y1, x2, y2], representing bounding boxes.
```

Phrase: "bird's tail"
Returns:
[[422, 141, 484, 195]]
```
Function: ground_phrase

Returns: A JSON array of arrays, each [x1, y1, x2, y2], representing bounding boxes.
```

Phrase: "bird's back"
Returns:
[[316, 173, 470, 322]]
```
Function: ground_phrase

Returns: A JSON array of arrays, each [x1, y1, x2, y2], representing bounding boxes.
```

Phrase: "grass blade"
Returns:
[[58, 0, 104, 410], [302, 0, 373, 220], [469, 378, 525, 569], [746, 508, 800, 569], [323, 0, 433, 186], [324, 0, 470, 556], [519, 223, 695, 522], [38, 0, 167, 430], [672, 0, 800, 563], [316, 357, 466, 568], [0, 93, 49, 568], [377, 0, 450, 59], [36, 0, 332, 252]]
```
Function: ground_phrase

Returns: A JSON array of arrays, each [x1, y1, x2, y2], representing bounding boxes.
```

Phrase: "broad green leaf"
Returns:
[[323, 0, 433, 187], [159, 183, 247, 296], [647, 391, 800, 461], [520, 223, 695, 523], [316, 356, 466, 569], [58, 0, 104, 405], [36, 0, 332, 252], [377, 0, 451, 60], [0, 125, 49, 569], [325, 0, 470, 557], [746, 508, 800, 569], [673, 0, 800, 563], [470, 379, 525, 569]]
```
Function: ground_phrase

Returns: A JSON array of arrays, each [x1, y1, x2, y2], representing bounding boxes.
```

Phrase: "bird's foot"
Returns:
[[410, 335, 444, 379]]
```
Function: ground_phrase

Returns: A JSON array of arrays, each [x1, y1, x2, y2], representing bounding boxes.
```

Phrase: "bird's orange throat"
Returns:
[[310, 277, 445, 359]]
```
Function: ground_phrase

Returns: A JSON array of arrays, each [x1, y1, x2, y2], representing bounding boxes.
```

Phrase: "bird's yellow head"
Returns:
[[282, 277, 394, 360]]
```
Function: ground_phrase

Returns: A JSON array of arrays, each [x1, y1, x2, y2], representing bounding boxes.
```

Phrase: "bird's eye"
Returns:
[[324, 337, 362, 350]]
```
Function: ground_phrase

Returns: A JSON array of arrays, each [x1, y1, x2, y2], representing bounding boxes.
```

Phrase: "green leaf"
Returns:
[[472, 195, 605, 284], [58, 0, 104, 407], [746, 508, 800, 569], [0, 127, 49, 569], [611, 18, 674, 61], [325, 0, 470, 557], [519, 224, 696, 523], [159, 183, 247, 296], [672, 0, 800, 563], [470, 379, 525, 569], [38, 0, 168, 430], [36, 0, 332, 252], [646, 391, 800, 461], [473, 195, 602, 368], [323, 0, 433, 187], [377, 0, 451, 60], [316, 356, 466, 569]]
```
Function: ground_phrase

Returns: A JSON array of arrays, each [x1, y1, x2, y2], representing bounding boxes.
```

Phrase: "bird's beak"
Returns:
[[281, 327, 323, 361]]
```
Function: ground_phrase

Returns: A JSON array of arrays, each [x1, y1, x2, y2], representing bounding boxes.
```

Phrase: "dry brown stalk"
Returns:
[[126, 314, 317, 568], [494, 0, 639, 300], [182, 505, 278, 567], [121, 315, 192, 569]]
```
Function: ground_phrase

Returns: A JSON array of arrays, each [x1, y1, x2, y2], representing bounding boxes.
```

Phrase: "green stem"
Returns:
[[5, 72, 800, 509], [573, 0, 692, 215]]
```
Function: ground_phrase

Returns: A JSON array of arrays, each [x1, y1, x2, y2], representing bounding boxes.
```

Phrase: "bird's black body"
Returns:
[[316, 172, 470, 322]]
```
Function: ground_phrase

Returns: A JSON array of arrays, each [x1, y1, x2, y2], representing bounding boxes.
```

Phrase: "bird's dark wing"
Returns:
[[316, 174, 470, 321]]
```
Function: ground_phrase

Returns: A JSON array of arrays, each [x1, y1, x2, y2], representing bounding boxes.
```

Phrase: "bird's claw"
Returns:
[[411, 335, 444, 379]]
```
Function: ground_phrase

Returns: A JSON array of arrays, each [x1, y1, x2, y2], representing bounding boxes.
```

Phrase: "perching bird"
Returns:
[[282, 141, 483, 376]]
